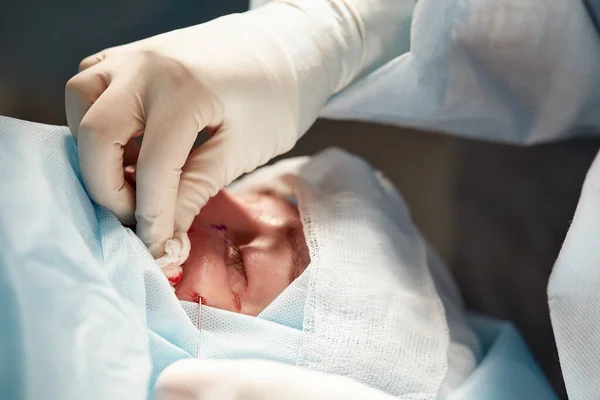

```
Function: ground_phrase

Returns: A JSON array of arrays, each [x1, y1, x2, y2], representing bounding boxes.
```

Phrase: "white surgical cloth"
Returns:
[[228, 148, 481, 397], [548, 150, 600, 399]]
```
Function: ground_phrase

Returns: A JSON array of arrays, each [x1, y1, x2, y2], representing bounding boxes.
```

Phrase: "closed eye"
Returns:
[[225, 238, 247, 283]]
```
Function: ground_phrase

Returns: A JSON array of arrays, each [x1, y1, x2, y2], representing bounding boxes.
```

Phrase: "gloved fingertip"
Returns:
[[155, 360, 204, 400], [174, 209, 198, 236], [135, 213, 174, 259], [79, 52, 105, 72]]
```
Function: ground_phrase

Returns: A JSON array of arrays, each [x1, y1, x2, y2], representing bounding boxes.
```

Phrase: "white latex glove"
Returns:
[[154, 358, 395, 400], [65, 0, 405, 266]]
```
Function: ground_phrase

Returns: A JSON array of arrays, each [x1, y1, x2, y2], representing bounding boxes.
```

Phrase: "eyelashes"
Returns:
[[225, 238, 247, 283]]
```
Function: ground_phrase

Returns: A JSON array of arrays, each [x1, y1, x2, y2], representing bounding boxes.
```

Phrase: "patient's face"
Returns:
[[174, 190, 310, 316]]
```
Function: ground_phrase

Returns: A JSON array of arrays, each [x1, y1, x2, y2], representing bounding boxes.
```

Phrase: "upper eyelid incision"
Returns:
[[211, 223, 247, 283]]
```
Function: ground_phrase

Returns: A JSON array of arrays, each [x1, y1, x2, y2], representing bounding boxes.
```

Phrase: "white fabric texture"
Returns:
[[548, 150, 600, 399], [249, 1, 600, 144], [229, 148, 480, 397], [312, 0, 600, 145]]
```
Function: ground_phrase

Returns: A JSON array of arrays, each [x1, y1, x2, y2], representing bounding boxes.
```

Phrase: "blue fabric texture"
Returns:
[[0, 116, 196, 399], [448, 314, 557, 400]]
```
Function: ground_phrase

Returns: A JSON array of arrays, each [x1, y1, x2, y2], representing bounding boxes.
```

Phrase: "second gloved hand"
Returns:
[[155, 359, 395, 400], [65, 1, 365, 262]]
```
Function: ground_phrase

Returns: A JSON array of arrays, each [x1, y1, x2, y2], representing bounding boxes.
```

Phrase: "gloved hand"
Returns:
[[154, 358, 394, 400], [65, 1, 366, 260]]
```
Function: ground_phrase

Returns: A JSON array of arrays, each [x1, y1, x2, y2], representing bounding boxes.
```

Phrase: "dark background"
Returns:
[[3, 0, 597, 397]]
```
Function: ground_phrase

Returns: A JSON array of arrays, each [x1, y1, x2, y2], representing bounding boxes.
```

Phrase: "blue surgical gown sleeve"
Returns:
[[321, 0, 600, 145]]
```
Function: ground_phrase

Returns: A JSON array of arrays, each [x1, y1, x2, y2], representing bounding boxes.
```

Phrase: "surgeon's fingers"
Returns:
[[123, 135, 141, 167], [79, 51, 107, 72], [174, 131, 245, 235], [78, 79, 145, 225], [79, 43, 133, 72], [65, 62, 110, 140], [135, 101, 210, 258]]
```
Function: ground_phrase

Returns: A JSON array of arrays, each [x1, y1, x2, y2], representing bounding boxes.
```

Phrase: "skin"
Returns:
[[173, 190, 310, 316]]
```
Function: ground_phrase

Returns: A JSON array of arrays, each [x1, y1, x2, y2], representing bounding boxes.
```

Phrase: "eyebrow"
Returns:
[[286, 223, 308, 284]]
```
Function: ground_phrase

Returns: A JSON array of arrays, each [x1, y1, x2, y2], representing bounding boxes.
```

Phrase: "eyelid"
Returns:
[[225, 238, 247, 282]]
